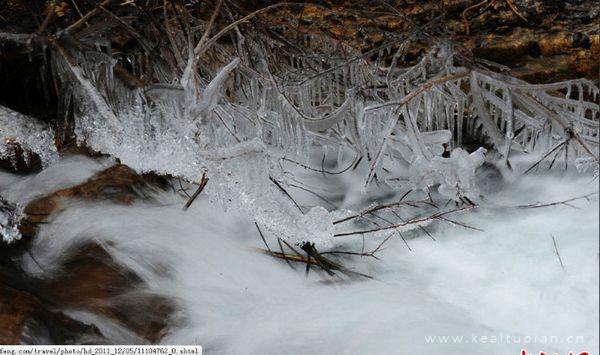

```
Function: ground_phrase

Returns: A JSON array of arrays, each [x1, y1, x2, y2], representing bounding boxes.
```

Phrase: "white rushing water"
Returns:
[[1, 156, 598, 354]]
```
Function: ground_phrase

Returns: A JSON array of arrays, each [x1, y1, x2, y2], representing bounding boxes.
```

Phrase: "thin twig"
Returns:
[[516, 192, 597, 209], [550, 234, 565, 271], [36, 4, 57, 36], [523, 139, 568, 174], [255, 222, 272, 252], [256, 248, 318, 265], [269, 176, 303, 212], [334, 205, 475, 237], [65, 0, 116, 34], [280, 154, 360, 175], [183, 172, 209, 210], [193, 2, 304, 61], [333, 197, 429, 225], [506, 0, 527, 22], [437, 216, 484, 232], [191, 0, 223, 64], [366, 71, 470, 111], [462, 0, 492, 35], [277, 238, 295, 270]]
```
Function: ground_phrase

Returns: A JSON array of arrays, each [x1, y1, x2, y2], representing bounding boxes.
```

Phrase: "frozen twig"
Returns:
[[333, 197, 430, 225], [183, 172, 209, 210], [515, 192, 598, 209], [523, 139, 569, 174], [550, 234, 565, 271], [334, 205, 476, 237]]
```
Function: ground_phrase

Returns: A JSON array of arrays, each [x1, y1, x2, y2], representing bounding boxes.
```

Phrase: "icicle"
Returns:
[[456, 100, 464, 146], [501, 89, 515, 163], [576, 82, 584, 119], [424, 92, 433, 131]]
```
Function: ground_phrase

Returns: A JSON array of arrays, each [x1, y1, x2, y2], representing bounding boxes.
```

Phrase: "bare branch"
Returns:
[[334, 205, 476, 237], [183, 172, 209, 210]]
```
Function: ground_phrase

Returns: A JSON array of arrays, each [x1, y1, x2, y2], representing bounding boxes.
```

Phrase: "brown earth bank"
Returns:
[[0, 0, 597, 125], [1, 163, 175, 344]]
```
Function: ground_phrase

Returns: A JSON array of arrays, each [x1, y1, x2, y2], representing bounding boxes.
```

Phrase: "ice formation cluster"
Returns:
[[0, 105, 58, 169], [1, 35, 598, 246]]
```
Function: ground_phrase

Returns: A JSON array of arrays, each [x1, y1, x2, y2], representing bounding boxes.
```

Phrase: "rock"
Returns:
[[260, 0, 598, 83], [20, 164, 171, 241], [2, 163, 175, 344], [0, 268, 107, 344], [41, 243, 175, 343], [0, 141, 43, 174], [1, 195, 23, 244]]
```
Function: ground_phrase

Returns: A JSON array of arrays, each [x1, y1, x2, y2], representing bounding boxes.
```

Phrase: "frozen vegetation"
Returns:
[[25, 38, 596, 248], [0, 2, 598, 351]]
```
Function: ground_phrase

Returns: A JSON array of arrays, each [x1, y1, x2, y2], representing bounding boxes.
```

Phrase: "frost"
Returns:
[[0, 105, 59, 168], [0, 195, 23, 243]]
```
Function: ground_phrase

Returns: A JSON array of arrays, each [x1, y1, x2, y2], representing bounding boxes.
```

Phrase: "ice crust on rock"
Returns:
[[0, 105, 58, 168], [0, 196, 23, 243]]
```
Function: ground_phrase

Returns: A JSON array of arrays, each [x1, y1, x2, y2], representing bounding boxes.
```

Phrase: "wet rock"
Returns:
[[41, 243, 175, 343], [20, 164, 171, 241], [0, 141, 43, 174], [1, 195, 23, 244], [0, 269, 107, 344], [2, 163, 175, 344]]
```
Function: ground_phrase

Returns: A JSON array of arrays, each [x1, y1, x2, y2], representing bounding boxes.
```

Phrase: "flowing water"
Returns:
[[1, 156, 598, 354]]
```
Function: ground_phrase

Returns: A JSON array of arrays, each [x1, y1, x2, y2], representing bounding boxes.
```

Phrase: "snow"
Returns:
[[1, 157, 597, 354]]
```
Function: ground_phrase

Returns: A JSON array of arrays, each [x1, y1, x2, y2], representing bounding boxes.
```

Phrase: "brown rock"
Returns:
[[0, 283, 40, 344], [20, 164, 170, 241], [4, 163, 175, 344], [41, 243, 175, 343], [0, 270, 107, 344], [0, 141, 43, 174]]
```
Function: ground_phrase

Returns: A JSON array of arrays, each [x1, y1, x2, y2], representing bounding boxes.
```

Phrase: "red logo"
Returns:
[[520, 350, 589, 355]]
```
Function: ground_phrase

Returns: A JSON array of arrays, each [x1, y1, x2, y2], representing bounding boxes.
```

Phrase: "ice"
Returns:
[[0, 104, 58, 168], [0, 195, 23, 243], [184, 58, 240, 121], [296, 206, 335, 248], [575, 156, 599, 179], [38, 41, 599, 247], [408, 147, 487, 200]]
